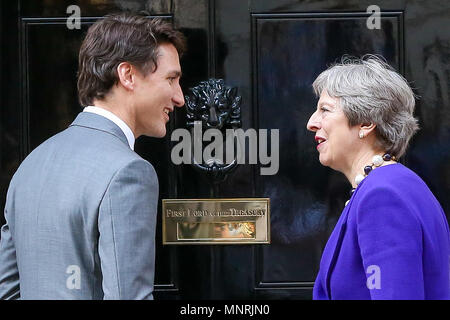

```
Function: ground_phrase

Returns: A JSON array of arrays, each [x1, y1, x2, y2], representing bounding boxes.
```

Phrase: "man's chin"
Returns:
[[156, 130, 166, 138], [143, 127, 166, 138], [151, 132, 166, 138]]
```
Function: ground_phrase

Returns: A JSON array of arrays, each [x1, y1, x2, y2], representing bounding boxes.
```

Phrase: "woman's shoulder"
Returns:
[[353, 163, 444, 218], [359, 163, 428, 194]]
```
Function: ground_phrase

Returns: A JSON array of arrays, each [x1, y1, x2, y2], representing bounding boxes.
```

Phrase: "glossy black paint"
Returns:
[[1, 0, 449, 300], [252, 11, 400, 294]]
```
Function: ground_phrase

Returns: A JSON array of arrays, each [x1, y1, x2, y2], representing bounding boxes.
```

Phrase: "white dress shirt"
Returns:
[[83, 106, 135, 150]]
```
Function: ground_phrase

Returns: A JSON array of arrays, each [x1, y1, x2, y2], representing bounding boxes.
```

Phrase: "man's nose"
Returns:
[[306, 111, 320, 132], [173, 84, 185, 107]]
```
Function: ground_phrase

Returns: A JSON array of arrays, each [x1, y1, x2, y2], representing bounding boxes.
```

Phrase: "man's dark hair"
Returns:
[[77, 13, 186, 106]]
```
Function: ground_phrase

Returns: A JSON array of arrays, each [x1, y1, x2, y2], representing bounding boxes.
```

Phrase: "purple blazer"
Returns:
[[313, 163, 450, 300]]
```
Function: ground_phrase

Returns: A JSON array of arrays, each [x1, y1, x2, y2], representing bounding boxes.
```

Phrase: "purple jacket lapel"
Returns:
[[320, 202, 351, 299]]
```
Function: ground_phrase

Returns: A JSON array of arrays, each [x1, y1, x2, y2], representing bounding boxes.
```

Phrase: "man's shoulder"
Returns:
[[10, 124, 143, 188], [111, 158, 157, 184]]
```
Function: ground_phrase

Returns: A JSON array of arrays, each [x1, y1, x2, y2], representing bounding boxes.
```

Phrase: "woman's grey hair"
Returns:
[[312, 55, 419, 158]]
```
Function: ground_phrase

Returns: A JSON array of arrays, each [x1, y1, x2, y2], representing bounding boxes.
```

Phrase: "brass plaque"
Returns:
[[162, 198, 270, 244]]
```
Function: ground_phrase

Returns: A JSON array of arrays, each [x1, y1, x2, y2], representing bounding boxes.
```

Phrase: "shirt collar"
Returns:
[[83, 106, 135, 150]]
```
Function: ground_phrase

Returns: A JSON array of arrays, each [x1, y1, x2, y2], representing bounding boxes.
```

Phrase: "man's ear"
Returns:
[[116, 62, 135, 91], [359, 122, 377, 137]]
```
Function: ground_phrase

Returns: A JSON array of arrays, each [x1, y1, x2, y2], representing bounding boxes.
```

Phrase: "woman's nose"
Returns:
[[306, 111, 320, 132]]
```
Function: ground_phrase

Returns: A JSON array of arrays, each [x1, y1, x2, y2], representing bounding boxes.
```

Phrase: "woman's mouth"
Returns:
[[317, 141, 326, 150], [315, 137, 327, 150]]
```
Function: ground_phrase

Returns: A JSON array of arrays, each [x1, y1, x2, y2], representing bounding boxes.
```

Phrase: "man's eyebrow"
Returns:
[[168, 70, 182, 77]]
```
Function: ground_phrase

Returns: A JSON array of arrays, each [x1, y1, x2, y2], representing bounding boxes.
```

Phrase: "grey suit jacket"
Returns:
[[0, 112, 159, 299]]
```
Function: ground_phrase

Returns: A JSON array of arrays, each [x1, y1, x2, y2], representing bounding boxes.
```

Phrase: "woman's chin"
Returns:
[[319, 155, 342, 173], [318, 154, 330, 167]]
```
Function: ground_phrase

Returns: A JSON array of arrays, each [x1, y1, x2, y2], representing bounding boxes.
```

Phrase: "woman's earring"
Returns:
[[359, 131, 364, 139]]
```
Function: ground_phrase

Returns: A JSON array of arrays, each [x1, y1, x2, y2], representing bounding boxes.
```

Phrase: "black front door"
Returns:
[[1, 0, 449, 299]]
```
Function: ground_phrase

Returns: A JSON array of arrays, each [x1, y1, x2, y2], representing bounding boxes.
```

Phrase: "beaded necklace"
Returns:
[[345, 153, 397, 206]]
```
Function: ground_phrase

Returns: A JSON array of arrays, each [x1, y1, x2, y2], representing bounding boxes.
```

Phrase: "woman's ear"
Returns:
[[359, 122, 377, 138]]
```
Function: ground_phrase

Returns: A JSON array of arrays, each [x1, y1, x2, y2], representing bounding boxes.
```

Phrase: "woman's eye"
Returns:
[[321, 107, 329, 112]]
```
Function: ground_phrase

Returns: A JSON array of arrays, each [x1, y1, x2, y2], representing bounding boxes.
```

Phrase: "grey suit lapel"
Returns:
[[69, 112, 130, 148]]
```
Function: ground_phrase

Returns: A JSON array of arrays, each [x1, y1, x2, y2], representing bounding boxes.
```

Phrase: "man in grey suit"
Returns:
[[0, 13, 185, 299]]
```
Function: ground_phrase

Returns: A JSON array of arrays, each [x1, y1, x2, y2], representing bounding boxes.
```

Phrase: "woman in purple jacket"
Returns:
[[306, 55, 450, 300]]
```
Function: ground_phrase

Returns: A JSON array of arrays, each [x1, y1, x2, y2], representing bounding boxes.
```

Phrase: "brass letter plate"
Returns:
[[162, 198, 270, 245]]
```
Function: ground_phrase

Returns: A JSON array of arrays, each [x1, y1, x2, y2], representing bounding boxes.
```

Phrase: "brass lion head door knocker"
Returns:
[[184, 78, 242, 186]]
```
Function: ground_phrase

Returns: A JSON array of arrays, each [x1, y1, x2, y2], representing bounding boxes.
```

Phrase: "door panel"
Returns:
[[253, 11, 400, 296]]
